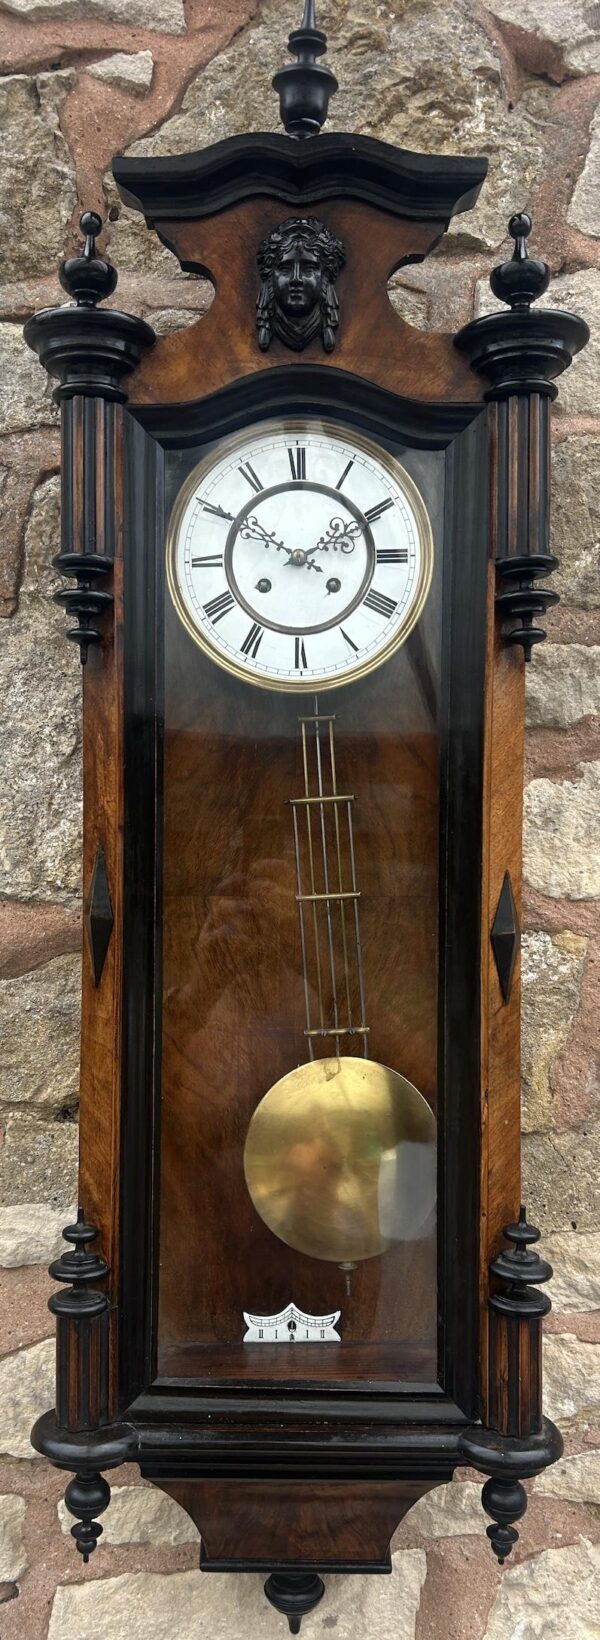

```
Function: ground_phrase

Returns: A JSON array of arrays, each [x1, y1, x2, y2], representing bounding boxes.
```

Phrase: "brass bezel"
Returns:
[[166, 418, 435, 693]]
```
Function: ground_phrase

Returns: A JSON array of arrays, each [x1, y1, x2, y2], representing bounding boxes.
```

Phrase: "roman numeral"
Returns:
[[288, 446, 306, 481], [364, 588, 397, 619], [203, 590, 235, 624], [336, 459, 354, 490], [241, 621, 263, 658], [365, 498, 394, 524], [191, 554, 224, 568], [340, 628, 359, 653], [238, 461, 263, 493], [201, 501, 234, 521], [376, 548, 408, 564], [294, 637, 307, 669]]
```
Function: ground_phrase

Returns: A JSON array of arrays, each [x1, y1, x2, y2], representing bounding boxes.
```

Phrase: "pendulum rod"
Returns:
[[312, 700, 340, 1037], [290, 696, 369, 1056], [291, 803, 315, 1058], [299, 716, 325, 1045], [328, 715, 353, 1029], [347, 797, 368, 1058]]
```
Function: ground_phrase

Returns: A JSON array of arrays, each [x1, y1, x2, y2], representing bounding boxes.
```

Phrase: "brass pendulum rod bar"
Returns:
[[304, 1025, 369, 1038], [289, 792, 355, 805], [296, 890, 359, 902]]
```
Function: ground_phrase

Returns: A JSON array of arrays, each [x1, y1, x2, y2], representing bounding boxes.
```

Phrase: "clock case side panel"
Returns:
[[438, 407, 489, 1418], [116, 368, 489, 1433], [119, 411, 166, 1411]]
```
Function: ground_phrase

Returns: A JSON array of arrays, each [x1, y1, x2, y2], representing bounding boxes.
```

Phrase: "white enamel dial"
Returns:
[[167, 419, 433, 691]]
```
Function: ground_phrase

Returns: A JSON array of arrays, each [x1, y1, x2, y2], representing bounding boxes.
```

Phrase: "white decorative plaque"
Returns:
[[243, 1301, 341, 1343]]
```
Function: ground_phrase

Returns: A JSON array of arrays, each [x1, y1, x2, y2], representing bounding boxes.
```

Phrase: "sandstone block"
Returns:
[[569, 104, 600, 239], [387, 281, 429, 329], [0, 0, 185, 29], [489, 0, 600, 77], [87, 51, 154, 95], [0, 1496, 26, 1581], [522, 1124, 600, 1232], [484, 1539, 600, 1639], [545, 1231, 600, 1312], [0, 325, 57, 438], [0, 955, 80, 1113], [149, 309, 206, 338], [48, 1551, 427, 1639], [104, 173, 182, 279], [521, 931, 587, 1132], [0, 1337, 54, 1458], [0, 1112, 78, 1209], [58, 1485, 198, 1545], [0, 72, 76, 283], [0, 477, 82, 904], [533, 1449, 600, 1504], [551, 439, 600, 611], [524, 762, 600, 900], [525, 645, 600, 730], [399, 1481, 484, 1539], [543, 1333, 600, 1424], [0, 1202, 76, 1267]]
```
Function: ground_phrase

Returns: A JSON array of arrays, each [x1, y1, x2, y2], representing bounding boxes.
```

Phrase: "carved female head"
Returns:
[[256, 216, 346, 353]]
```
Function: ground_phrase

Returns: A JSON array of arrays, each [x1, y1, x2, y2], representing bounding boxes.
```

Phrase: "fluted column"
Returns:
[[456, 212, 588, 659]]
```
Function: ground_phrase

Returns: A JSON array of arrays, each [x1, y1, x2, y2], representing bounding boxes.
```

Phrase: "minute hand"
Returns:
[[238, 515, 291, 556]]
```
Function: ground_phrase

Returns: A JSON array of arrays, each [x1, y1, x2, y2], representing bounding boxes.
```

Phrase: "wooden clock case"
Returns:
[[24, 18, 588, 1627]]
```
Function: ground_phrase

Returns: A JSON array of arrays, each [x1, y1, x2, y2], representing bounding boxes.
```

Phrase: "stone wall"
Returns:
[[0, 2, 599, 1636]]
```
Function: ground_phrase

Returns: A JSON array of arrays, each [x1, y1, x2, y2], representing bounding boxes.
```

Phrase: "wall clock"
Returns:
[[23, 3, 588, 1631]]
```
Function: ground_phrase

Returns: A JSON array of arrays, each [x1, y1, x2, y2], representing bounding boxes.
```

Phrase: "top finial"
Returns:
[[272, 0, 338, 139], [490, 212, 550, 312], [59, 212, 118, 308]]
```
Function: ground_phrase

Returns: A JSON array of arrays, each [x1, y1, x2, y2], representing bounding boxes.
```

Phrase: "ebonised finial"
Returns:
[[272, 1, 338, 139], [59, 211, 118, 307], [490, 212, 550, 312]]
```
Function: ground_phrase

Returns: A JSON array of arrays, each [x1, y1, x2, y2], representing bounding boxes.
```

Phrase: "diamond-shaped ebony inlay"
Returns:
[[491, 870, 520, 1003], [84, 845, 113, 987]]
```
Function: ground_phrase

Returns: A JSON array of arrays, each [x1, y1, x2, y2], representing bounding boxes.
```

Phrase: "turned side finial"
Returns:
[[272, 1, 338, 138], [59, 211, 118, 308], [490, 213, 550, 312]]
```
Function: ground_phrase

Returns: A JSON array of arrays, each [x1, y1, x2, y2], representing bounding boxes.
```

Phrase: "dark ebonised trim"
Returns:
[[129, 365, 481, 451], [437, 408, 488, 1418], [120, 412, 165, 1411], [113, 131, 487, 226]]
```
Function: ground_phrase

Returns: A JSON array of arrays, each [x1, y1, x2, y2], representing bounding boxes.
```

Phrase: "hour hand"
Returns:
[[306, 515, 363, 558]]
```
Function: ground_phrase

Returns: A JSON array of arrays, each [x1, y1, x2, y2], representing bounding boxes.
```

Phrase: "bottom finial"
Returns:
[[482, 1477, 527, 1564], [64, 1471, 111, 1561], [265, 1571, 325, 1630]]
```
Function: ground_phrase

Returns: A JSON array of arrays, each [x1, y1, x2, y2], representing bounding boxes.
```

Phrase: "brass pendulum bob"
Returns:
[[244, 1056, 436, 1264]]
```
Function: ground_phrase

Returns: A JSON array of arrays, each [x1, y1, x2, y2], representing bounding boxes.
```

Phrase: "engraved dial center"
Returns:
[[226, 481, 373, 636]]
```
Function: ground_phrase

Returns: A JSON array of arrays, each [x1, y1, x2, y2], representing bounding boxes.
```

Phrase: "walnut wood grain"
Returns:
[[158, 1477, 436, 1566], [479, 395, 526, 1424], [127, 199, 484, 410]]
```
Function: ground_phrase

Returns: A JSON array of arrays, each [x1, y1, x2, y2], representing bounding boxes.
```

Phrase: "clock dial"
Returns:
[[167, 419, 433, 691]]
